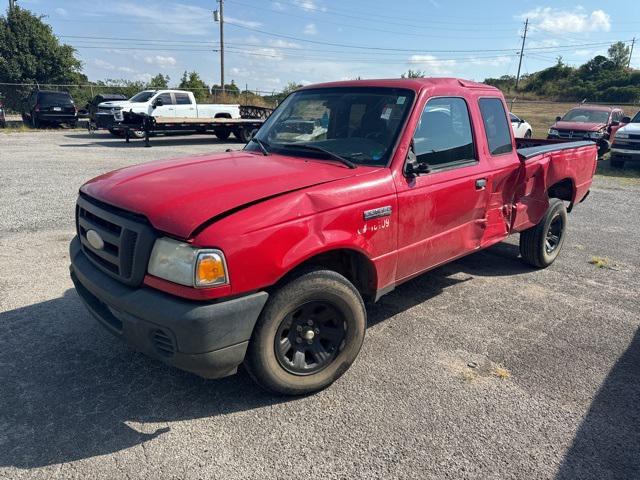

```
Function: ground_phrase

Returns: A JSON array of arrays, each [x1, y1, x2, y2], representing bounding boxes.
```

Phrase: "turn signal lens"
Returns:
[[195, 251, 228, 287]]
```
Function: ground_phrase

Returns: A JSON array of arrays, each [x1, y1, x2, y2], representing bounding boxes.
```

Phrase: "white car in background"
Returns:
[[510, 113, 533, 138]]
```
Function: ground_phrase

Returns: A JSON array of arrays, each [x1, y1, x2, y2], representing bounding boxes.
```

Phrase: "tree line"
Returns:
[[484, 42, 640, 103]]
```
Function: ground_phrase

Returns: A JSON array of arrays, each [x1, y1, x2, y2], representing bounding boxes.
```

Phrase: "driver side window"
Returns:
[[413, 97, 476, 168]]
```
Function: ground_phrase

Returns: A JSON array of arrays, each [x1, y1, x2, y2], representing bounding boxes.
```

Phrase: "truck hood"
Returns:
[[616, 122, 640, 135], [80, 151, 373, 238], [97, 100, 131, 109], [552, 121, 606, 132]]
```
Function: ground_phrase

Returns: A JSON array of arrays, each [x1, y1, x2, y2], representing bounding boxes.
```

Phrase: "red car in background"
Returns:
[[547, 105, 628, 156]]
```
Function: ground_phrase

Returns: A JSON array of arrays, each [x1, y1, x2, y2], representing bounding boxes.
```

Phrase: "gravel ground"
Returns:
[[1, 130, 639, 480]]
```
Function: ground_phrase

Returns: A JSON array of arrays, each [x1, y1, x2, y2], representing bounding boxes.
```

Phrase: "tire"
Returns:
[[245, 268, 366, 395], [215, 128, 231, 141], [610, 157, 625, 169], [236, 126, 258, 143], [108, 128, 124, 137], [519, 198, 568, 269], [130, 129, 145, 139], [524, 130, 532, 139]]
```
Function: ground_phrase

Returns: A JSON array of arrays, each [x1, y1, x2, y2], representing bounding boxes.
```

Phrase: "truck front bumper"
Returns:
[[69, 236, 268, 379], [611, 146, 640, 162]]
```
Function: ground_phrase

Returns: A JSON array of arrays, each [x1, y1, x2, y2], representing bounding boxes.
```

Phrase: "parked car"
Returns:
[[510, 112, 532, 138], [70, 78, 597, 395], [84, 93, 127, 129], [99, 89, 241, 139], [610, 111, 640, 168], [547, 105, 627, 156], [0, 98, 6, 128], [21, 90, 77, 128]]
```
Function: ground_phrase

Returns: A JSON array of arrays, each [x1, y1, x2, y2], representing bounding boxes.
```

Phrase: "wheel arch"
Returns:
[[547, 177, 576, 203], [274, 247, 378, 301]]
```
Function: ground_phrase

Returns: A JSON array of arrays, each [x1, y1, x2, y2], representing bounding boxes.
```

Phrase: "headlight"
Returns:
[[586, 130, 605, 139], [147, 237, 228, 288], [548, 128, 559, 135]]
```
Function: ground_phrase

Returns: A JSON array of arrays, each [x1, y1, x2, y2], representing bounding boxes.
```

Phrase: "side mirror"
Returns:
[[555, 116, 562, 122], [404, 144, 430, 177], [152, 97, 164, 108], [622, 116, 631, 124]]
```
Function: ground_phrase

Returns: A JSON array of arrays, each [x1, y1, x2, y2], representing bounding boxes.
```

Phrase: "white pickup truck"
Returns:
[[97, 89, 240, 137]]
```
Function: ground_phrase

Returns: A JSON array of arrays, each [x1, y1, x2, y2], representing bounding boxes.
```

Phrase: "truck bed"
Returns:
[[516, 138, 595, 160]]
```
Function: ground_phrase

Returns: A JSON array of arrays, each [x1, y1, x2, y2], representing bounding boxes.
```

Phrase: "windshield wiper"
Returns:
[[249, 137, 270, 156], [281, 143, 357, 169]]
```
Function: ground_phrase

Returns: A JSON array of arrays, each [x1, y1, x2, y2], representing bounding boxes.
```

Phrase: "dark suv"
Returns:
[[0, 98, 6, 128], [22, 90, 77, 128]]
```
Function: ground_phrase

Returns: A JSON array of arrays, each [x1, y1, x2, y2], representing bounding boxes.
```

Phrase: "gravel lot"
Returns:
[[1, 130, 639, 479]]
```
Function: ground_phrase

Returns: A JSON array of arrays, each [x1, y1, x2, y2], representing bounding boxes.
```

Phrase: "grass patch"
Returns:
[[492, 365, 511, 380], [589, 256, 609, 268], [0, 125, 32, 134]]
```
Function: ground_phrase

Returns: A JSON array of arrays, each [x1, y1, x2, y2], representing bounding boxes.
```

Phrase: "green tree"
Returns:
[[607, 41, 631, 69], [0, 6, 85, 110], [148, 73, 170, 89], [401, 69, 426, 78], [212, 79, 241, 95], [178, 71, 209, 101]]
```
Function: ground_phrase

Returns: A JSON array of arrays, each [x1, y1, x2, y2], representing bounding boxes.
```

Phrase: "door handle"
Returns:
[[475, 178, 487, 190]]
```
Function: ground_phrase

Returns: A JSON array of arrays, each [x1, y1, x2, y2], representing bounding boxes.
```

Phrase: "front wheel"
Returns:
[[519, 198, 567, 268], [244, 269, 366, 395]]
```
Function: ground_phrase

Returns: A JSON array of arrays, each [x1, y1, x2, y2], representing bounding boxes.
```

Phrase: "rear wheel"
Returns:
[[519, 198, 567, 268], [236, 126, 258, 143], [245, 269, 366, 395], [215, 128, 231, 141]]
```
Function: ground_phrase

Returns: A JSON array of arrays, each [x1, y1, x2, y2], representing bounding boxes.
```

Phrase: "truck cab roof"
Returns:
[[300, 77, 500, 94]]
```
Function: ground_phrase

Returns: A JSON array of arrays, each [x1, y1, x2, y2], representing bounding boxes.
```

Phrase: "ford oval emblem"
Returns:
[[86, 229, 105, 250]]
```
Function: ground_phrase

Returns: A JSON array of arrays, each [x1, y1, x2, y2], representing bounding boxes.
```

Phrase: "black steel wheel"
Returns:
[[274, 301, 347, 376], [245, 268, 366, 395], [544, 212, 563, 255], [520, 198, 567, 268]]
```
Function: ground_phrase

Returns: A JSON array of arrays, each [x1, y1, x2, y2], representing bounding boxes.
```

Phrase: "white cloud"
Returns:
[[303, 23, 318, 35], [225, 16, 262, 28], [134, 73, 153, 83], [54, 7, 68, 17], [294, 0, 326, 12], [469, 56, 511, 67], [522, 7, 611, 33], [408, 55, 456, 75], [269, 39, 302, 49], [144, 55, 177, 67], [93, 59, 115, 70], [106, 2, 215, 36], [117, 66, 135, 73]]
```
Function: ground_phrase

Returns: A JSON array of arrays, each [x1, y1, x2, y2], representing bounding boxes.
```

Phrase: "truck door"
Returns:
[[174, 92, 197, 118], [394, 96, 492, 280], [151, 92, 175, 118]]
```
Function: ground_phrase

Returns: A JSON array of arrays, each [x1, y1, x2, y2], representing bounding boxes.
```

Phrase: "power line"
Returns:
[[225, 22, 632, 54]]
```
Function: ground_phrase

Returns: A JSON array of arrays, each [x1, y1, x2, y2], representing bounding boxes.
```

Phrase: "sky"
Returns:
[[14, 0, 640, 93]]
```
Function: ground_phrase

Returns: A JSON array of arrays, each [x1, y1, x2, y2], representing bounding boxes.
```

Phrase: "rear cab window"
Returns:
[[156, 92, 174, 105], [479, 98, 513, 155], [175, 93, 192, 105]]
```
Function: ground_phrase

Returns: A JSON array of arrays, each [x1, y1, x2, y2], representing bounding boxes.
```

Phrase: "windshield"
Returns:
[[247, 87, 416, 166], [631, 111, 640, 123], [129, 91, 156, 103], [38, 92, 73, 106], [561, 109, 610, 124]]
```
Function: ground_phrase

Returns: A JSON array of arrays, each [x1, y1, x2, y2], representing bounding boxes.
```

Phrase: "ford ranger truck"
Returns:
[[70, 78, 597, 395]]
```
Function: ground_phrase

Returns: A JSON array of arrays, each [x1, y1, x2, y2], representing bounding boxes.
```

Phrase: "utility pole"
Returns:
[[9, 0, 17, 12], [629, 37, 636, 69], [515, 18, 528, 91], [213, 0, 225, 94]]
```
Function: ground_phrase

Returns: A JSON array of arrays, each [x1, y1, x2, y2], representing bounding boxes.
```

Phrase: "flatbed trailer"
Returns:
[[120, 106, 271, 147]]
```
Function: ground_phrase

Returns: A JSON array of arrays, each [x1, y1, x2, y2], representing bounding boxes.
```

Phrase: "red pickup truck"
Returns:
[[70, 78, 597, 395]]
